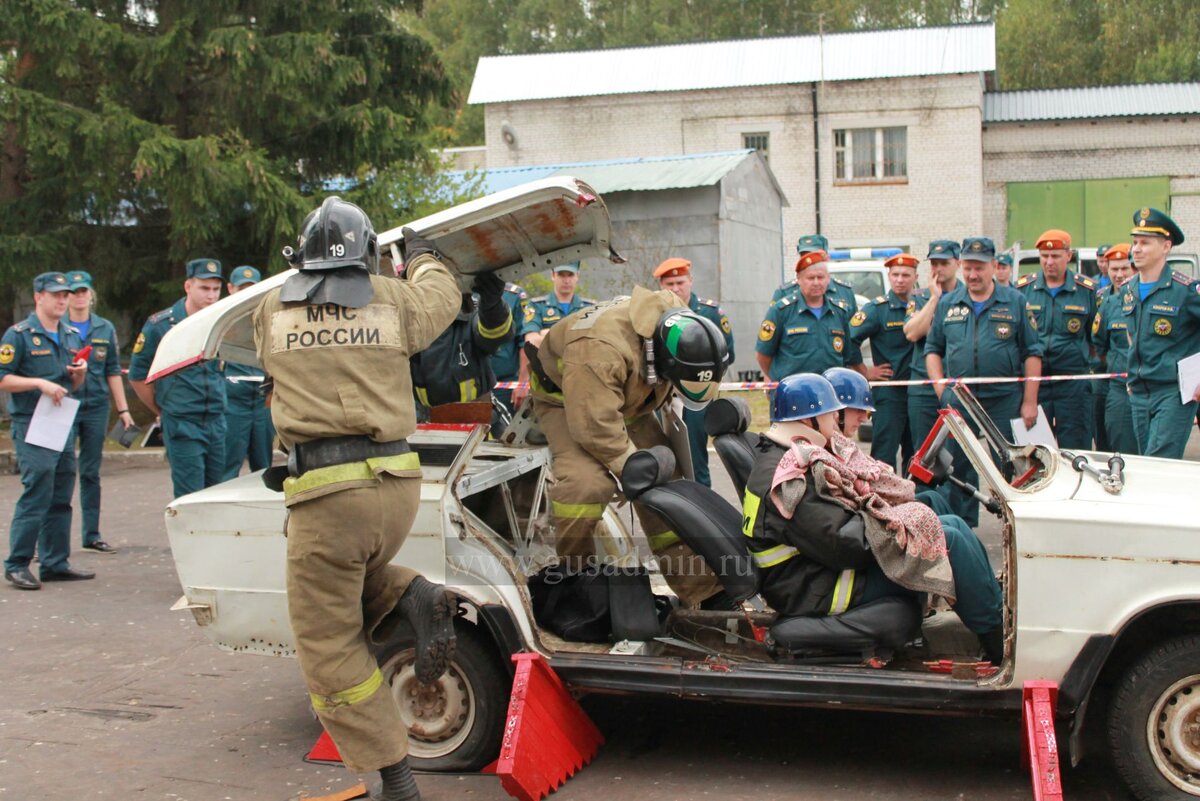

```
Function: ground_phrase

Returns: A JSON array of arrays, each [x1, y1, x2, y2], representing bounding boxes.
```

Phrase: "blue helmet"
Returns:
[[771, 373, 846, 422], [823, 367, 875, 412]]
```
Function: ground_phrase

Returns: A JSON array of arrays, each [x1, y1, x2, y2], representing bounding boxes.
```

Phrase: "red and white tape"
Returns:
[[493, 372, 1128, 391]]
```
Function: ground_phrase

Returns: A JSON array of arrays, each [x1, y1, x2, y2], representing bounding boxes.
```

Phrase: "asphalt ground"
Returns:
[[5, 428, 1197, 800]]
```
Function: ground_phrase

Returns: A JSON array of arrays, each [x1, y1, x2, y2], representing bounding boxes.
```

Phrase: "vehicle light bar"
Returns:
[[828, 247, 904, 260]]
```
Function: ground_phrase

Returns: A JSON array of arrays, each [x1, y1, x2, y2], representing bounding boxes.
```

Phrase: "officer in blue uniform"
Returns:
[[1016, 229, 1097, 449], [772, 234, 858, 314], [1121, 208, 1200, 458], [129, 258, 229, 498], [1091, 243, 1138, 453], [849, 252, 920, 470], [2, 272, 92, 590], [514, 262, 594, 409], [925, 237, 1043, 526], [221, 266, 275, 480], [66, 270, 132, 553], [904, 241, 962, 459], [655, 257, 735, 487], [757, 249, 862, 381], [489, 280, 528, 435]]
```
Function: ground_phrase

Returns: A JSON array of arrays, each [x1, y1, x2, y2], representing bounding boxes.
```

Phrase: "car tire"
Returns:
[[1107, 634, 1200, 800], [378, 621, 509, 772]]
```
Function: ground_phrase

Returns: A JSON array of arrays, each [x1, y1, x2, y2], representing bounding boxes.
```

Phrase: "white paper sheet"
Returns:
[[1010, 405, 1057, 449], [1178, 351, 1200, 403], [25, 394, 80, 452]]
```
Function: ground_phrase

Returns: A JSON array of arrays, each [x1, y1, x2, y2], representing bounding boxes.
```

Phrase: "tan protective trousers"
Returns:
[[286, 475, 421, 773], [534, 400, 721, 606]]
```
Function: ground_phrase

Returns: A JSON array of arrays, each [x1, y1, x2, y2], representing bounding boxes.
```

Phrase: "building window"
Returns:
[[833, 127, 907, 183], [743, 132, 769, 161]]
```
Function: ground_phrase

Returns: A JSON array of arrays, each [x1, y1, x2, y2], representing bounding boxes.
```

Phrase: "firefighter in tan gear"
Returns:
[[529, 286, 730, 608], [253, 197, 460, 801]]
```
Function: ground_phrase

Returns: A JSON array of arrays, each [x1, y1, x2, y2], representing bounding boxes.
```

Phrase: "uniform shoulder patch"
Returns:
[[850, 310, 868, 327], [872, 295, 887, 305], [1075, 274, 1097, 289], [148, 307, 174, 323], [775, 295, 795, 309], [698, 297, 719, 307], [832, 276, 851, 288], [1172, 271, 1194, 286], [0, 342, 15, 365], [13, 321, 31, 332], [1016, 274, 1035, 288]]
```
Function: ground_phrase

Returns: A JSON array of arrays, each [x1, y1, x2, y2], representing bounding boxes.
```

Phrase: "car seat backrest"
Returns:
[[622, 446, 759, 602], [704, 397, 757, 499]]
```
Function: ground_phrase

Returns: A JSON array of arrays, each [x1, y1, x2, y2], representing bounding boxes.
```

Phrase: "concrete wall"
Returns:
[[983, 116, 1200, 250], [481, 72, 986, 284]]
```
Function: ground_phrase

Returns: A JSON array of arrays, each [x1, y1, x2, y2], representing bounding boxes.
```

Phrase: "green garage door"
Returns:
[[1007, 177, 1171, 250]]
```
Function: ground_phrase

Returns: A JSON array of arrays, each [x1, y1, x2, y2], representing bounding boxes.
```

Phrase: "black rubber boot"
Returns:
[[979, 628, 1004, 665], [698, 590, 740, 611], [374, 757, 421, 801], [398, 576, 456, 684]]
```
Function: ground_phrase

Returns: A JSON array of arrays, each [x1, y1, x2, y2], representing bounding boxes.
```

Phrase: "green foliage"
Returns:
[[0, 0, 451, 331]]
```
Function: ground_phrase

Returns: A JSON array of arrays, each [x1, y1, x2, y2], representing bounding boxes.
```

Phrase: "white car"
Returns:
[[154, 184, 1200, 800]]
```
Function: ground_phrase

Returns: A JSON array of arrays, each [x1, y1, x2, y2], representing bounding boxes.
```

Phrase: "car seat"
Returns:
[[704, 397, 759, 499]]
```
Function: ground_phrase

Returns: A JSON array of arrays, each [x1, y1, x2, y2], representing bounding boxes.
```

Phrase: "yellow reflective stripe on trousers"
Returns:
[[828, 569, 857, 615], [741, 491, 762, 538], [283, 452, 422, 499], [310, 667, 385, 711], [528, 372, 563, 401], [458, 379, 478, 402], [750, 544, 798, 568], [414, 386, 430, 408], [550, 499, 605, 519], [478, 314, 513, 340], [647, 530, 681, 550]]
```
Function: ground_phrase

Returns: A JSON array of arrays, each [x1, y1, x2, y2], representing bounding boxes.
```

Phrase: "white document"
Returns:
[[1010, 405, 1057, 449], [1178, 351, 1200, 403], [25, 394, 81, 452]]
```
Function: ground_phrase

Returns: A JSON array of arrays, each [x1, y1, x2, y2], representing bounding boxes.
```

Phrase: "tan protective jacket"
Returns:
[[537, 286, 684, 475], [254, 255, 460, 449]]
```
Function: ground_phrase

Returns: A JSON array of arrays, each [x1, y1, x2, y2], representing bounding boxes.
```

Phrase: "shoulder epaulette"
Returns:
[[504, 282, 526, 296], [872, 295, 887, 305], [1016, 274, 1036, 288], [1173, 271, 1194, 286], [529, 295, 548, 303], [148, 307, 174, 323], [776, 295, 796, 309], [13, 320, 31, 332], [914, 287, 931, 300], [1075, 273, 1097, 289], [832, 277, 851, 288], [698, 297, 720, 308]]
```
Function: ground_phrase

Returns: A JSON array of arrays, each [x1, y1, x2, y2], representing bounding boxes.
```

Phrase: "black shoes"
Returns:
[[5, 567, 41, 590], [41, 566, 96, 582], [83, 540, 117, 554], [398, 576, 457, 684], [372, 757, 422, 801]]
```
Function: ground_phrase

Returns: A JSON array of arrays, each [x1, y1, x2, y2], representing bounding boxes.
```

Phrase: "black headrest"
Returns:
[[704, 396, 751, 437], [621, 446, 677, 500]]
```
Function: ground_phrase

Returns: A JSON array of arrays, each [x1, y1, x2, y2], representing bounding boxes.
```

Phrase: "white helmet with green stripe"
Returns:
[[653, 309, 730, 411]]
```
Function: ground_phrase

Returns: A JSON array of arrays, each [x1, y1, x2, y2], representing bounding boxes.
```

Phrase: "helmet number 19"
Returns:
[[330, 243, 345, 257], [696, 369, 714, 382]]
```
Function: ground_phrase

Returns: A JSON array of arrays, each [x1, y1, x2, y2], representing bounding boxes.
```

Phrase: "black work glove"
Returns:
[[399, 227, 437, 271], [473, 272, 508, 330]]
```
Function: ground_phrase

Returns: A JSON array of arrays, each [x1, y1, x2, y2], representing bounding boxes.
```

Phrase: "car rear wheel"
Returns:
[[378, 621, 509, 771], [1108, 635, 1200, 800]]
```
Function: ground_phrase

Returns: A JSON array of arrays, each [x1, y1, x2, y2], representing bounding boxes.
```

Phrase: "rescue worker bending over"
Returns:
[[409, 271, 511, 416], [253, 197, 460, 801], [530, 288, 728, 608], [741, 373, 1003, 664]]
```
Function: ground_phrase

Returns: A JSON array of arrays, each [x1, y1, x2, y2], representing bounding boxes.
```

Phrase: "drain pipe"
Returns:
[[811, 81, 821, 235]]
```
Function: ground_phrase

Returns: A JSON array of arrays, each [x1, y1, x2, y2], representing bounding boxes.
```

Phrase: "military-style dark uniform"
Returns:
[[850, 291, 915, 470], [905, 288, 941, 458], [1120, 268, 1200, 458], [1, 312, 84, 576], [683, 293, 734, 487], [489, 282, 528, 430], [520, 293, 594, 336], [772, 275, 858, 315], [1092, 285, 1138, 453], [221, 361, 275, 480], [71, 313, 123, 546], [1017, 270, 1098, 449], [128, 298, 228, 498], [924, 282, 1043, 526], [410, 297, 512, 409], [756, 287, 862, 379]]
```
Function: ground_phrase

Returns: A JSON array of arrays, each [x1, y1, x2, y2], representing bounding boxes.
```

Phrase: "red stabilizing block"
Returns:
[[1021, 680, 1064, 801], [496, 653, 604, 801], [305, 729, 344, 765]]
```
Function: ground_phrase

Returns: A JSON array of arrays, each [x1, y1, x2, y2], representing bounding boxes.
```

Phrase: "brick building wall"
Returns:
[[983, 116, 1200, 248]]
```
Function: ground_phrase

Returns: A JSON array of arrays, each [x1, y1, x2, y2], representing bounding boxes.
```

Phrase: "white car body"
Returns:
[[154, 182, 1200, 799]]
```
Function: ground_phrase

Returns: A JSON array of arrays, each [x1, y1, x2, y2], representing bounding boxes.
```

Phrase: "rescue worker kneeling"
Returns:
[[530, 288, 729, 609], [742, 373, 1003, 664]]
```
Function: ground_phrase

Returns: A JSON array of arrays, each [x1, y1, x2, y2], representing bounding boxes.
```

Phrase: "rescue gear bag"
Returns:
[[528, 564, 660, 643]]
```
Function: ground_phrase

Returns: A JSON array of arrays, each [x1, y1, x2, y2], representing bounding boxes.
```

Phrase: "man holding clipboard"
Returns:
[[0, 272, 92, 590]]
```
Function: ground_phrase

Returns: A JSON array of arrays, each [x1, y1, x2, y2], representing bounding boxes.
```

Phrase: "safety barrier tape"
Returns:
[[493, 372, 1128, 391]]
